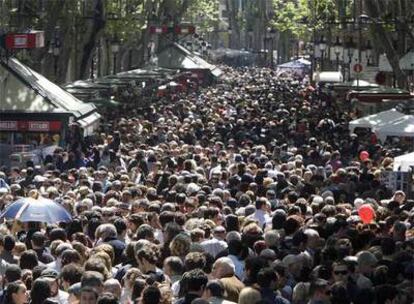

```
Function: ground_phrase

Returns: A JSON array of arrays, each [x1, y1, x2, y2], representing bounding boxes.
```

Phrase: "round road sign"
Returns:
[[353, 63, 363, 73]]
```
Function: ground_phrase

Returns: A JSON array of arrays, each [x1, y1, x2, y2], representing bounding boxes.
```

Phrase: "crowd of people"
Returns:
[[0, 66, 413, 304]]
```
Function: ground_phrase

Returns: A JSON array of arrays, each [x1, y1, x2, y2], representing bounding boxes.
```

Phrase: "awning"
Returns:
[[77, 112, 101, 136], [399, 51, 414, 71]]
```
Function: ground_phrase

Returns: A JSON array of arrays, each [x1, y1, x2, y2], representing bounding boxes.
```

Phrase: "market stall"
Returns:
[[0, 57, 100, 165], [348, 108, 405, 133], [374, 115, 414, 142], [156, 43, 223, 84]]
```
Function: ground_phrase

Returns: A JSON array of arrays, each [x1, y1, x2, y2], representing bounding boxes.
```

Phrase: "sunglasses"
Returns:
[[334, 270, 348, 275]]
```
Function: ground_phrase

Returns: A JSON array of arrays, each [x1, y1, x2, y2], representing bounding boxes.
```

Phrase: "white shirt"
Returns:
[[201, 237, 228, 258], [247, 209, 271, 229]]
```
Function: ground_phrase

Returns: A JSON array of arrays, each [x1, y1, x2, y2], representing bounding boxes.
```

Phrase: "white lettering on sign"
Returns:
[[14, 36, 28, 48], [0, 121, 17, 130], [28, 121, 49, 131]]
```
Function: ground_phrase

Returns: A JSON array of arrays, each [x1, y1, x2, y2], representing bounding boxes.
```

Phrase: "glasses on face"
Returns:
[[334, 269, 348, 275]]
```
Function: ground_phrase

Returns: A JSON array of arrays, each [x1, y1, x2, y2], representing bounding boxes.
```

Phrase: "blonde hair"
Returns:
[[169, 233, 191, 257], [239, 287, 261, 304]]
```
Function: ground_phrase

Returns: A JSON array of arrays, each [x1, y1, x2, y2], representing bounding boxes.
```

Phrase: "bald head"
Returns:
[[212, 257, 235, 279]]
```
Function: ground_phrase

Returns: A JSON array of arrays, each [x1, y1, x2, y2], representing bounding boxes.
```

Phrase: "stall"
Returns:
[[156, 43, 223, 84], [348, 109, 405, 133], [374, 115, 414, 142], [0, 57, 100, 164]]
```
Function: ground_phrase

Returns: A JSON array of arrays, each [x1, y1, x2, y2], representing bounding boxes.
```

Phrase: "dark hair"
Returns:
[[131, 278, 146, 300], [142, 286, 161, 304], [244, 257, 267, 285], [257, 267, 277, 288], [19, 250, 38, 270], [114, 218, 127, 235], [186, 269, 208, 292], [165, 256, 184, 275], [331, 282, 351, 304], [97, 292, 119, 304], [225, 214, 239, 232], [49, 228, 67, 242], [5, 264, 22, 283], [5, 280, 26, 304], [81, 271, 104, 289], [206, 280, 224, 297], [61, 263, 83, 286], [30, 278, 51, 304], [375, 284, 399, 304], [3, 235, 16, 251]]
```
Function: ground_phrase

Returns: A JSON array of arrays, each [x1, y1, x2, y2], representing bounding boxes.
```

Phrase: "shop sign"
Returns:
[[0, 121, 18, 131], [0, 120, 61, 132]]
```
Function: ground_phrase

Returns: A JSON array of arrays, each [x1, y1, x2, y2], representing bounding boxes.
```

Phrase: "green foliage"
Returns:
[[184, 0, 220, 33], [271, 0, 338, 39]]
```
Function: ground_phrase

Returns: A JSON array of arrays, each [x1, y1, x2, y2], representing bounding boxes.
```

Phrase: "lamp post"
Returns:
[[228, 27, 232, 48], [333, 36, 342, 70], [52, 26, 61, 79], [318, 35, 327, 71], [365, 40, 372, 65], [345, 36, 356, 81], [111, 36, 120, 74], [269, 28, 276, 68]]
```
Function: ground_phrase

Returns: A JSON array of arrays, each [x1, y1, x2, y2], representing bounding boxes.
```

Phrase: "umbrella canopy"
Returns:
[[0, 197, 72, 223]]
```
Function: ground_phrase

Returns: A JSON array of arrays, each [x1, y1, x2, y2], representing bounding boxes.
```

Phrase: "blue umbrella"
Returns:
[[0, 197, 72, 223]]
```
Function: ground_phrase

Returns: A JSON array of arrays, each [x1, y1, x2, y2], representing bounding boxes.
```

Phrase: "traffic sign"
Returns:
[[353, 63, 363, 73]]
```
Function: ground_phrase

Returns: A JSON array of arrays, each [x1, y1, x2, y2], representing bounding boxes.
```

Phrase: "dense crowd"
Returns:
[[0, 66, 413, 304]]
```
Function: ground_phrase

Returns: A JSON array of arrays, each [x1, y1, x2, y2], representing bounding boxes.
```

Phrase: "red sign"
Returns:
[[174, 25, 195, 34], [353, 63, 363, 73], [0, 120, 61, 132], [5, 31, 45, 49], [149, 25, 169, 34]]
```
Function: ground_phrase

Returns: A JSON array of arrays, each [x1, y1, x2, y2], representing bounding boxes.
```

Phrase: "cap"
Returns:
[[41, 268, 59, 279]]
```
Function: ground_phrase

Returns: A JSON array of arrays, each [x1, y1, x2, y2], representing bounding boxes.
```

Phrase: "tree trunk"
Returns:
[[79, 0, 106, 79], [365, 0, 407, 88]]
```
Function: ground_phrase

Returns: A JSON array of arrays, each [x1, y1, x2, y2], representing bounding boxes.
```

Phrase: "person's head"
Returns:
[[184, 252, 207, 271], [309, 279, 331, 303], [357, 251, 377, 275], [238, 287, 262, 304], [141, 286, 161, 304], [68, 282, 82, 304], [332, 260, 349, 284], [0, 234, 16, 252], [185, 269, 208, 295], [5, 280, 28, 304], [80, 286, 99, 304], [31, 231, 47, 249], [19, 249, 38, 270], [330, 282, 351, 304], [103, 279, 122, 300], [203, 280, 225, 299], [4, 264, 22, 285], [375, 284, 399, 304], [81, 271, 104, 294], [96, 292, 119, 304], [61, 263, 83, 291], [40, 268, 60, 297], [211, 257, 235, 279], [292, 282, 311, 304], [30, 278, 51, 304], [163, 256, 184, 277], [257, 267, 278, 290]]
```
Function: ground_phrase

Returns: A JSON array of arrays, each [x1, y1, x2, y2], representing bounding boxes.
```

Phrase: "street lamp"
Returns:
[[333, 36, 343, 70], [344, 36, 356, 81], [52, 26, 61, 78], [228, 27, 232, 48], [111, 36, 120, 74], [365, 40, 373, 65], [318, 35, 327, 71]]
